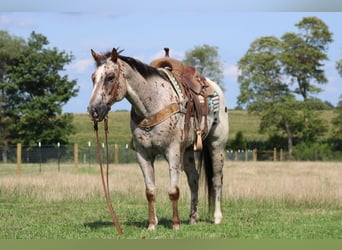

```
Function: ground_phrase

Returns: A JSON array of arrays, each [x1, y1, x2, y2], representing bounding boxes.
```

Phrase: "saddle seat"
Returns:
[[150, 49, 213, 96], [150, 48, 215, 152]]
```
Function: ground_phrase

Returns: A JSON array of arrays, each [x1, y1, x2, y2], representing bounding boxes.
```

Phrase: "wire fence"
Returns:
[[1, 144, 282, 164], [0, 145, 276, 176], [1, 143, 137, 165], [1, 143, 340, 176]]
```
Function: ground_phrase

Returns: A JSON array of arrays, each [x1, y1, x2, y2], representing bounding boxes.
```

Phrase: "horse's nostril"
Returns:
[[88, 104, 108, 121], [88, 106, 98, 118]]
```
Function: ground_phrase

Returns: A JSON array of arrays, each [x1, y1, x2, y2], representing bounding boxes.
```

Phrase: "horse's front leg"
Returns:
[[136, 150, 158, 230], [165, 146, 181, 230]]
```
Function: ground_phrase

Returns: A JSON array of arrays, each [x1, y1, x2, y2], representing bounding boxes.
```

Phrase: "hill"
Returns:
[[68, 110, 335, 148]]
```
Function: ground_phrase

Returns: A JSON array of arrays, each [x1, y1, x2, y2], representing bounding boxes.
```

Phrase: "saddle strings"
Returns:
[[94, 119, 123, 235]]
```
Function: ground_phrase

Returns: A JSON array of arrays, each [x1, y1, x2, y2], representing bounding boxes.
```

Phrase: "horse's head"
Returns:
[[87, 48, 127, 121]]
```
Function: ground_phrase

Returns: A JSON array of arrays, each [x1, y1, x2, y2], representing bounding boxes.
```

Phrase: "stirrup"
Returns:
[[194, 129, 203, 151]]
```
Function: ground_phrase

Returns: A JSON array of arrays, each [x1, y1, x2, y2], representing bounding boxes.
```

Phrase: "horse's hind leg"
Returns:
[[207, 145, 225, 224], [183, 149, 199, 224]]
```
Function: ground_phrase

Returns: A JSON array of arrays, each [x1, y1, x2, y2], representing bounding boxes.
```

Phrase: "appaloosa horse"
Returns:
[[88, 48, 228, 230]]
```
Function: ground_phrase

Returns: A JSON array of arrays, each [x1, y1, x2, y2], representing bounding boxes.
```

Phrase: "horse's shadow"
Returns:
[[84, 218, 175, 231], [84, 220, 116, 230]]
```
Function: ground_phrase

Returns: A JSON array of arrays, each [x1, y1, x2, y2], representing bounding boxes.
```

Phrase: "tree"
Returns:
[[237, 17, 332, 155], [237, 36, 299, 155], [332, 56, 342, 150], [281, 17, 333, 101], [230, 131, 247, 151], [1, 31, 78, 158], [182, 44, 225, 90], [331, 95, 342, 150], [281, 17, 332, 143], [238, 36, 288, 110], [0, 31, 26, 162], [337, 54, 342, 77]]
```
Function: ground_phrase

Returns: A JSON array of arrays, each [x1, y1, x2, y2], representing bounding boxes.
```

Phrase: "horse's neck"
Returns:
[[122, 60, 175, 117]]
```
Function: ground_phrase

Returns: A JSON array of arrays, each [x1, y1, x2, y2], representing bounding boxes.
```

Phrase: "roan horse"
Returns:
[[88, 48, 228, 230]]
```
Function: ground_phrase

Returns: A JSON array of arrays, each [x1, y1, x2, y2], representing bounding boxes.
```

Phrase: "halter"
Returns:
[[94, 119, 123, 235]]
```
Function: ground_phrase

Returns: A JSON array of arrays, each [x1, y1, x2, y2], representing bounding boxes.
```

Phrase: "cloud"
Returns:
[[223, 63, 239, 82], [70, 58, 93, 74], [0, 14, 36, 29]]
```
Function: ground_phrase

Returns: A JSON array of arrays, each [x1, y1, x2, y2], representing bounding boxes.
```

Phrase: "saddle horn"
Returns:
[[150, 47, 184, 73], [164, 48, 170, 57]]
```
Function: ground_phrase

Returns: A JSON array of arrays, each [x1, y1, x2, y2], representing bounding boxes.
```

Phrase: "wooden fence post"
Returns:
[[253, 149, 257, 161], [280, 148, 283, 161], [114, 144, 119, 165], [273, 147, 277, 161], [74, 143, 78, 169], [17, 143, 22, 176]]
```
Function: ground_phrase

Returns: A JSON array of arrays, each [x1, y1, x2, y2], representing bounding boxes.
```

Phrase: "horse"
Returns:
[[87, 48, 229, 230]]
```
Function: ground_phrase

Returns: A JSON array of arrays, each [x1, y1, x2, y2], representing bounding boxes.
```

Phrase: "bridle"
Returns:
[[92, 60, 124, 236], [107, 60, 122, 105]]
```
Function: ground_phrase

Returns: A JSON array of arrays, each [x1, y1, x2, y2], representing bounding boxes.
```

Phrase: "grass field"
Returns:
[[68, 110, 336, 147], [0, 161, 341, 239], [68, 110, 265, 146]]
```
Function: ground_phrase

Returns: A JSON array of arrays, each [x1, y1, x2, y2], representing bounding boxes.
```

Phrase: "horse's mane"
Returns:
[[100, 50, 167, 80]]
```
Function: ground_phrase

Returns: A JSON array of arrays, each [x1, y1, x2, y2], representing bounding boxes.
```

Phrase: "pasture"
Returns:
[[0, 161, 341, 239], [67, 110, 336, 147]]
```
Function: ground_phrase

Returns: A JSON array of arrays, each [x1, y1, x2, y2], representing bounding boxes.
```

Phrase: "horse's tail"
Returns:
[[199, 145, 215, 216]]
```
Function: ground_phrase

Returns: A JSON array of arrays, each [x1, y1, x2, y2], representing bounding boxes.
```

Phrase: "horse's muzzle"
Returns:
[[87, 103, 109, 121]]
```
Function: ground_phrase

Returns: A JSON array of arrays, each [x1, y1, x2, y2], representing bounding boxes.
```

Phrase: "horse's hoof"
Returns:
[[148, 224, 156, 230], [190, 218, 197, 225], [214, 210, 222, 224], [214, 215, 222, 224], [173, 223, 180, 230], [190, 212, 199, 224]]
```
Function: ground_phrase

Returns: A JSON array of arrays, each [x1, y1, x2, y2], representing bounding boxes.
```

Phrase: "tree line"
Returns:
[[234, 16, 342, 159]]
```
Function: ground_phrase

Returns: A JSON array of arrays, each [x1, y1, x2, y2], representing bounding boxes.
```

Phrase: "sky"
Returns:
[[1, 0, 342, 113]]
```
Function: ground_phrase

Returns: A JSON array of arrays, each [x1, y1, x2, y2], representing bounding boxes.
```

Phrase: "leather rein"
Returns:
[[93, 61, 123, 236], [94, 120, 123, 235]]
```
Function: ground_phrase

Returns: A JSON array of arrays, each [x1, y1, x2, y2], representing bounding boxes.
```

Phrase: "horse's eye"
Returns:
[[106, 75, 115, 82]]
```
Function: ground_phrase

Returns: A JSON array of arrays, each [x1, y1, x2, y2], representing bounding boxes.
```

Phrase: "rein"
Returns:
[[94, 119, 123, 236]]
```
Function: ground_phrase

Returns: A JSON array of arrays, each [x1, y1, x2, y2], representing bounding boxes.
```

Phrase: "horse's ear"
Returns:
[[91, 49, 101, 61], [110, 48, 118, 63]]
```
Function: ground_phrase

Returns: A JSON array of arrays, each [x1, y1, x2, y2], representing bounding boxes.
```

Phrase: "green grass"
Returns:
[[228, 110, 263, 141], [69, 112, 132, 146], [1, 195, 341, 239], [1, 161, 341, 239], [69, 110, 264, 146], [69, 110, 336, 147]]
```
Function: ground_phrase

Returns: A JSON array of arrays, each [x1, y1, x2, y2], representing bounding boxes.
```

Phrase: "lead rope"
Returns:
[[94, 119, 123, 236]]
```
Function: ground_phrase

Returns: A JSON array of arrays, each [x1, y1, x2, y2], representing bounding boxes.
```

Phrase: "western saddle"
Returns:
[[150, 48, 215, 152]]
